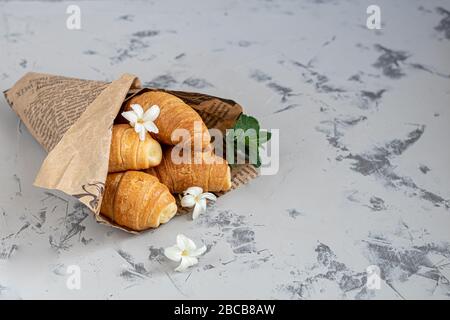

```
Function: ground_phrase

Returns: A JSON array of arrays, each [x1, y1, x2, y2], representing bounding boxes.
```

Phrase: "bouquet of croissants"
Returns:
[[101, 91, 231, 231]]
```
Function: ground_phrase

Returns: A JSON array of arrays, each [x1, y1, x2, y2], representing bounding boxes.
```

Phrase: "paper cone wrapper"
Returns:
[[4, 72, 258, 232]]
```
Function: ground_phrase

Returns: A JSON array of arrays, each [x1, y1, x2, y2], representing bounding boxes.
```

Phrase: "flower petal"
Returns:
[[131, 104, 144, 118], [177, 234, 197, 251], [121, 111, 138, 124], [199, 192, 217, 202], [192, 200, 206, 220], [199, 198, 207, 211], [143, 105, 160, 122], [175, 256, 198, 272], [164, 246, 182, 262], [190, 245, 207, 257], [139, 128, 146, 141], [134, 122, 144, 134], [180, 194, 196, 208], [143, 121, 159, 134], [184, 186, 203, 197]]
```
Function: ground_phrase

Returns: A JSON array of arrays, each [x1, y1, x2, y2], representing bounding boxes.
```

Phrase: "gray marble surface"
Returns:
[[1, 0, 450, 299]]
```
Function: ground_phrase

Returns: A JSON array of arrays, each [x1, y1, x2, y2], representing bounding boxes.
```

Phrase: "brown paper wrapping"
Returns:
[[4, 72, 258, 233]]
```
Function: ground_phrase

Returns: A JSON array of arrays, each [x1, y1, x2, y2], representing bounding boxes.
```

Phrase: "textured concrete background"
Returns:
[[0, 0, 450, 299]]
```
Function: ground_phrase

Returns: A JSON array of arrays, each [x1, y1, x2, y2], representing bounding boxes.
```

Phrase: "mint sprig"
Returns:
[[227, 114, 272, 168]]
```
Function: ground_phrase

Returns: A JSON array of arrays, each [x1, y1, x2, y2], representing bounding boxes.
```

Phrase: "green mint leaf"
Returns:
[[258, 130, 272, 145], [231, 113, 269, 169], [255, 153, 262, 168], [234, 114, 260, 134]]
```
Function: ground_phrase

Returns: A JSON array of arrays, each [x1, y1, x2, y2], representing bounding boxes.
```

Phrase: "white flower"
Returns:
[[164, 234, 207, 272], [121, 103, 160, 141], [180, 186, 217, 220]]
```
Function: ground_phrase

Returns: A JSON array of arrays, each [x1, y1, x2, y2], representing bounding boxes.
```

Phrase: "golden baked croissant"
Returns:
[[108, 124, 162, 173], [124, 91, 210, 150], [146, 146, 231, 193], [100, 171, 178, 231]]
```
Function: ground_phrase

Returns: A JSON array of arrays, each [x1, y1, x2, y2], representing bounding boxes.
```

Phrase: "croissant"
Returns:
[[109, 124, 162, 173], [100, 171, 178, 231], [124, 91, 210, 150], [146, 146, 232, 193]]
